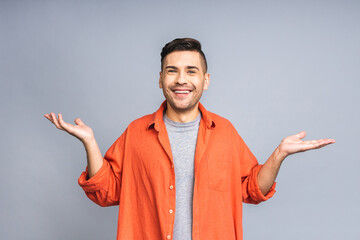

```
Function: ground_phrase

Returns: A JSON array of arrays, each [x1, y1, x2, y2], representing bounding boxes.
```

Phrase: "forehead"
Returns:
[[163, 51, 202, 68]]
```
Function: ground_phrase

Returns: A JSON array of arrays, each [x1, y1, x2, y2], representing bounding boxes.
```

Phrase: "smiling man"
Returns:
[[160, 49, 209, 122], [44, 38, 335, 240]]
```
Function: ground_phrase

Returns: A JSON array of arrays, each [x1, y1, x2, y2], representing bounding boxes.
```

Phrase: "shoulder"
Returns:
[[113, 113, 155, 145], [207, 111, 237, 131], [127, 113, 154, 130]]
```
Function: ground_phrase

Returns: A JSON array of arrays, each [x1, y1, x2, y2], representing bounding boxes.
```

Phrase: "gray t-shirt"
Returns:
[[164, 112, 201, 240]]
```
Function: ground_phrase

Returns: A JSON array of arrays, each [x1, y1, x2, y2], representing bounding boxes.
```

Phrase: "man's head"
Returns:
[[160, 38, 208, 73], [159, 38, 210, 121]]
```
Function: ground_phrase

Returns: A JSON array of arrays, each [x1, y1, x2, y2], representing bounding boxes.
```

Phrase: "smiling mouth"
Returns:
[[174, 90, 191, 94], [171, 89, 192, 98]]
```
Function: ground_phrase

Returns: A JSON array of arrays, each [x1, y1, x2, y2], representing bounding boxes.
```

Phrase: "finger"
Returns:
[[316, 139, 335, 147], [324, 138, 336, 144], [285, 131, 306, 141], [44, 114, 53, 123], [51, 113, 63, 130], [74, 118, 85, 126], [307, 138, 334, 146], [58, 113, 72, 132], [304, 139, 334, 150], [294, 131, 306, 139], [47, 112, 56, 124]]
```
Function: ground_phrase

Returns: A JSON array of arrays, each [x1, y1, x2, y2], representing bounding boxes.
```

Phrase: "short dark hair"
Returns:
[[160, 38, 208, 72]]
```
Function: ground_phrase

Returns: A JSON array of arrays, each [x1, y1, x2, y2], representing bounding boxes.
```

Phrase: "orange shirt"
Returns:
[[78, 101, 276, 240]]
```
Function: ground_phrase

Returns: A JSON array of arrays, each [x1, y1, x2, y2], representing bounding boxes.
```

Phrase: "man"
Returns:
[[44, 38, 335, 240]]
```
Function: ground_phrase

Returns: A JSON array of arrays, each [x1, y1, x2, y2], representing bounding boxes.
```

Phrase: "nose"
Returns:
[[175, 70, 187, 85]]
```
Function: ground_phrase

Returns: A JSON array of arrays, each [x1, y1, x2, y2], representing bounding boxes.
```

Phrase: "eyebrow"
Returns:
[[165, 66, 178, 70], [187, 66, 199, 70], [165, 66, 200, 70]]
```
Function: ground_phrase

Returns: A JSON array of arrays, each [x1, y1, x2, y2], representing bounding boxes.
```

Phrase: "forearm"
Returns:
[[257, 147, 286, 195], [83, 137, 104, 179], [257, 131, 335, 196]]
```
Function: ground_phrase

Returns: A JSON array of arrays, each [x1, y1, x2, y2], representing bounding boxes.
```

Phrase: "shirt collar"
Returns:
[[147, 100, 216, 131]]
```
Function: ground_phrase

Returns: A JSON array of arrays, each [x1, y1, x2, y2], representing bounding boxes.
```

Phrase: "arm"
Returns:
[[44, 112, 103, 178], [82, 137, 103, 179], [257, 131, 335, 195], [45, 112, 124, 206]]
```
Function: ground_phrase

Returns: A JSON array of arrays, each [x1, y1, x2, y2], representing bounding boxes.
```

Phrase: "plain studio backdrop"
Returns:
[[1, 0, 359, 239]]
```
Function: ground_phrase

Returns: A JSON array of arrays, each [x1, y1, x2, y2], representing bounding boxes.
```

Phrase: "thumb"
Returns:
[[74, 118, 85, 126], [295, 131, 306, 139]]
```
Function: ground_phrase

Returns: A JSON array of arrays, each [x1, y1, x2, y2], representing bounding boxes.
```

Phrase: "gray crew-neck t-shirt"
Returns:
[[164, 112, 201, 240]]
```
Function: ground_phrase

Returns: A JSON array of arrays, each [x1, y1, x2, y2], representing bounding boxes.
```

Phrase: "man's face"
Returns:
[[159, 51, 210, 114]]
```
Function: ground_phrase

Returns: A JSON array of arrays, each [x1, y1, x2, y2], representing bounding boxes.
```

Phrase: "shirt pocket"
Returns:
[[207, 153, 231, 192]]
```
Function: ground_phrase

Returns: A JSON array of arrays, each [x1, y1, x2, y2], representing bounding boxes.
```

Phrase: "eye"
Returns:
[[188, 70, 196, 74]]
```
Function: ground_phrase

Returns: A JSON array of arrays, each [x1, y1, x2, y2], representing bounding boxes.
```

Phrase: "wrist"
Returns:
[[274, 146, 288, 164], [82, 136, 97, 147]]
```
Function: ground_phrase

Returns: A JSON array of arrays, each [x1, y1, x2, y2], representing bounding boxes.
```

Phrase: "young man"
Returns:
[[44, 38, 335, 240]]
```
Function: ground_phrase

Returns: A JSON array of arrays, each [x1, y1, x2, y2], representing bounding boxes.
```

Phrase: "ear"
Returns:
[[203, 73, 210, 90], [159, 71, 163, 89]]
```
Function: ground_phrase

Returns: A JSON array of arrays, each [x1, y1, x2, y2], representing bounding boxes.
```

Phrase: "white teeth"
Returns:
[[174, 91, 190, 93]]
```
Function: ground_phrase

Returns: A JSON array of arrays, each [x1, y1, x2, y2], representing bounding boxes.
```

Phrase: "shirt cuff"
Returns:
[[248, 164, 276, 202], [78, 159, 109, 192]]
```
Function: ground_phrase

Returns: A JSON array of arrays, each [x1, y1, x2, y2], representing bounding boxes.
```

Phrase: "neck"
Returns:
[[165, 103, 200, 123]]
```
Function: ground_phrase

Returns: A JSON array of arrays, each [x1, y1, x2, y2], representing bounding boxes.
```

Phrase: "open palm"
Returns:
[[44, 113, 94, 143], [279, 131, 335, 157]]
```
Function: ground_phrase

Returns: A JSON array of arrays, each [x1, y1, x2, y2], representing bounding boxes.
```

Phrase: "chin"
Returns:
[[170, 102, 197, 113]]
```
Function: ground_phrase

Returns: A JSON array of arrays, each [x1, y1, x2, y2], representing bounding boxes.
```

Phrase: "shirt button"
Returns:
[[169, 185, 174, 190], [169, 209, 173, 213], [167, 234, 171, 239]]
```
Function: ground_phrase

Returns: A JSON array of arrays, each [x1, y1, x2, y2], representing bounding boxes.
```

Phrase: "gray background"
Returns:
[[1, 0, 359, 239]]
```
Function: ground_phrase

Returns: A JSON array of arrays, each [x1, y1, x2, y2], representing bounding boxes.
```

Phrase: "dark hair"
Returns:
[[160, 38, 208, 72]]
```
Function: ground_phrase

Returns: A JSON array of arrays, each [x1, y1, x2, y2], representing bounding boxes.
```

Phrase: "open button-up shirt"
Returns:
[[78, 101, 276, 240]]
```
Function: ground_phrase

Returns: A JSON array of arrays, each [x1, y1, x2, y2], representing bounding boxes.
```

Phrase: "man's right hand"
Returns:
[[44, 113, 94, 144], [44, 112, 104, 178]]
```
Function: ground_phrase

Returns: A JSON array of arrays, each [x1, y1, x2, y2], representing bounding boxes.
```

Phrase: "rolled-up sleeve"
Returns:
[[245, 164, 276, 203], [78, 160, 112, 192], [78, 131, 126, 207], [237, 134, 276, 204]]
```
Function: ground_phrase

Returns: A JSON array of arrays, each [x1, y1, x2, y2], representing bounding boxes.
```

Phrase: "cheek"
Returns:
[[161, 77, 170, 85], [163, 87, 172, 95], [160, 78, 170, 89]]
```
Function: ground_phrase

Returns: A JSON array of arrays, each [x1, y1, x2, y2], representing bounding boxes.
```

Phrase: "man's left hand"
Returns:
[[277, 131, 335, 160]]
